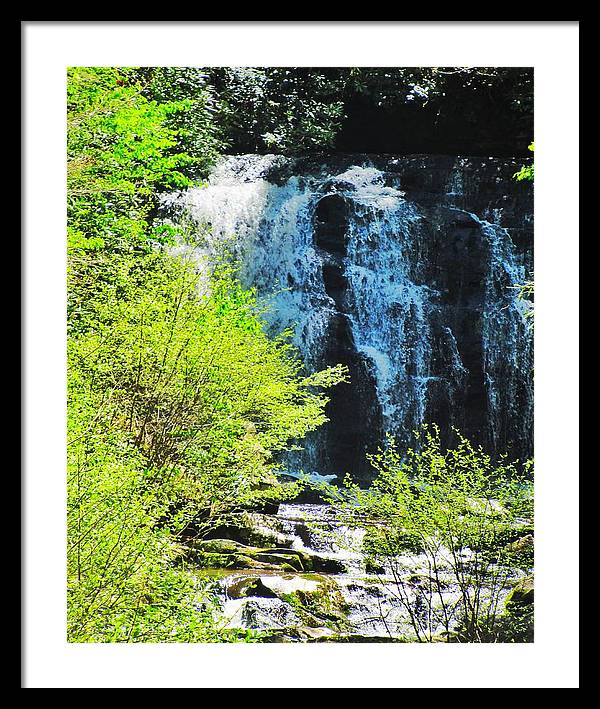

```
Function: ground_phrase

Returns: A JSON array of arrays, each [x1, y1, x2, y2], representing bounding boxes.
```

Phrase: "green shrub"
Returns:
[[343, 425, 534, 642], [66, 67, 345, 642]]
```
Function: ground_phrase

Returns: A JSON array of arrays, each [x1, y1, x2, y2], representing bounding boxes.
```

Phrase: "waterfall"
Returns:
[[160, 154, 533, 479]]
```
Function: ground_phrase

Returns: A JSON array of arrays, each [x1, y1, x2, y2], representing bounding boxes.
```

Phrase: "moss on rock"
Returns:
[[281, 576, 349, 630], [190, 538, 344, 573], [506, 574, 534, 607]]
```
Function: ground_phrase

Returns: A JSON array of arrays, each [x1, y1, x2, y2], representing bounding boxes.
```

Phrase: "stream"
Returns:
[[201, 502, 525, 642]]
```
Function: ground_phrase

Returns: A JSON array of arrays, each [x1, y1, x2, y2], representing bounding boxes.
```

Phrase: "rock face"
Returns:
[[162, 154, 533, 482]]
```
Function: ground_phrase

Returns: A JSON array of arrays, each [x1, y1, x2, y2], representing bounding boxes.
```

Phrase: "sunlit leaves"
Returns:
[[336, 424, 534, 642], [67, 66, 346, 642], [514, 141, 535, 182]]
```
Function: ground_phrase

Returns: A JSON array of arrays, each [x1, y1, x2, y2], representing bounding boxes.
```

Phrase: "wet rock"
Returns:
[[260, 626, 336, 643], [242, 512, 296, 547], [281, 576, 350, 629], [232, 598, 303, 630], [267, 627, 406, 642], [311, 633, 404, 643], [204, 511, 295, 548], [258, 547, 345, 574], [246, 551, 302, 570], [364, 559, 386, 575], [223, 572, 350, 633], [506, 534, 534, 555], [261, 630, 296, 643], [191, 539, 297, 571], [192, 538, 345, 573], [346, 582, 384, 597], [506, 575, 534, 607], [194, 539, 247, 554], [294, 626, 336, 641], [250, 501, 280, 515], [225, 577, 279, 600], [448, 209, 481, 229], [314, 193, 348, 255], [282, 484, 333, 505], [319, 312, 384, 483], [232, 555, 298, 572]]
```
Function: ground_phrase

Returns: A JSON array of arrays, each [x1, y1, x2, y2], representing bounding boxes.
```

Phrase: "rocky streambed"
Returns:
[[190, 503, 533, 642]]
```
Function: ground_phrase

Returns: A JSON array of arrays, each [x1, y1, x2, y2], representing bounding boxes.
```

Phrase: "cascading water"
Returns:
[[160, 153, 533, 480]]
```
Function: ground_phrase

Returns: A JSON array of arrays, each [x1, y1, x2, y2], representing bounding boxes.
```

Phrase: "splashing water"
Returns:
[[160, 154, 533, 472]]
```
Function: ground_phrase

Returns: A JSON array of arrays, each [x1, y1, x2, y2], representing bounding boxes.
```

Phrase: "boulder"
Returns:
[[224, 572, 350, 633], [229, 598, 303, 630], [506, 534, 534, 555], [506, 575, 534, 607], [295, 626, 336, 641], [227, 554, 298, 573], [194, 539, 247, 554], [245, 551, 305, 572], [265, 629, 403, 643], [365, 558, 386, 575], [256, 547, 345, 573], [311, 633, 403, 643], [281, 576, 350, 629], [191, 538, 345, 573], [225, 577, 279, 600], [200, 512, 293, 548]]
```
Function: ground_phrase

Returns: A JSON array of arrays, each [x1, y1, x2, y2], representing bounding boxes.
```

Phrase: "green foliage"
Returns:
[[68, 67, 533, 162], [340, 425, 534, 642], [514, 141, 535, 182], [67, 392, 219, 642], [67, 67, 197, 336], [515, 274, 535, 330], [136, 67, 224, 177], [511, 142, 534, 330], [207, 67, 533, 154], [67, 66, 345, 642], [67, 67, 195, 244], [67, 258, 342, 641], [344, 67, 533, 112], [70, 253, 345, 521], [210, 67, 345, 153]]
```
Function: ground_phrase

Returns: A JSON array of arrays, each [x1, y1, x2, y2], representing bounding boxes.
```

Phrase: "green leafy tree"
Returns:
[[338, 425, 534, 642], [67, 67, 345, 642], [210, 67, 346, 153], [136, 66, 224, 177], [68, 255, 346, 641], [207, 67, 533, 154]]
